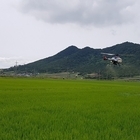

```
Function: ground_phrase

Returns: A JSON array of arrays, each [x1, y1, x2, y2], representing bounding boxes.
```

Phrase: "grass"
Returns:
[[0, 78, 140, 140]]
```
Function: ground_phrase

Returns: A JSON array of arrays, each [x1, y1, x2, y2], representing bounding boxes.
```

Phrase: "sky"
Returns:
[[0, 0, 140, 68]]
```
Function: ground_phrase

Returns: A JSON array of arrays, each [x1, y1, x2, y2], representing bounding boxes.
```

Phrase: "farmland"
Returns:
[[0, 78, 140, 140]]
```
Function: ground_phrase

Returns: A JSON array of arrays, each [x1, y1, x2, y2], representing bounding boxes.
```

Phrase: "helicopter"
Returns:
[[101, 53, 122, 66]]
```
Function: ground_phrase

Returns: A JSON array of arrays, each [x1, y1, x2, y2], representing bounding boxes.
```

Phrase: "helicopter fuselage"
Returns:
[[104, 56, 122, 65], [109, 57, 122, 65]]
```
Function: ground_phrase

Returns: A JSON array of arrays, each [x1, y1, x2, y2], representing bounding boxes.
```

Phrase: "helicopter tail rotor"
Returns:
[[103, 56, 108, 60]]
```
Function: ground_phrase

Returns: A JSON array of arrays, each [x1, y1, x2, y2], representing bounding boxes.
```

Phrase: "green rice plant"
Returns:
[[0, 78, 140, 140]]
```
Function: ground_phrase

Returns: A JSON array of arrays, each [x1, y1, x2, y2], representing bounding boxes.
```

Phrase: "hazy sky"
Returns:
[[0, 0, 140, 68]]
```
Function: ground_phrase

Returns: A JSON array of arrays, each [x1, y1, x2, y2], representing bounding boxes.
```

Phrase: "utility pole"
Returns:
[[98, 69, 100, 80], [15, 61, 18, 75]]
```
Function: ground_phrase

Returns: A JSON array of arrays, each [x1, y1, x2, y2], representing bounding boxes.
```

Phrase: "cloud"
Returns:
[[0, 57, 27, 68], [18, 0, 136, 27]]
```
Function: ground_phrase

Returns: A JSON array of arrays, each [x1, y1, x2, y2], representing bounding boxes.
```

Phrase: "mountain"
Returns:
[[6, 42, 140, 78]]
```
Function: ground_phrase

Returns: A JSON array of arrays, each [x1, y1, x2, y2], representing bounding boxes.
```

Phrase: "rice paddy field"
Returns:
[[0, 77, 140, 140]]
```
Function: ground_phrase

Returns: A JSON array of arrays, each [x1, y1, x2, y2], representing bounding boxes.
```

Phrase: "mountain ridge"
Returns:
[[6, 42, 140, 78]]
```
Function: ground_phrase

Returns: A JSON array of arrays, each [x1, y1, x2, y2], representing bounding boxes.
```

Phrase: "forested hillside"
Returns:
[[6, 42, 140, 78]]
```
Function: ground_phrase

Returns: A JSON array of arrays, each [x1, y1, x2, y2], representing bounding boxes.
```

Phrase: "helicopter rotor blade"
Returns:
[[101, 53, 115, 56]]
